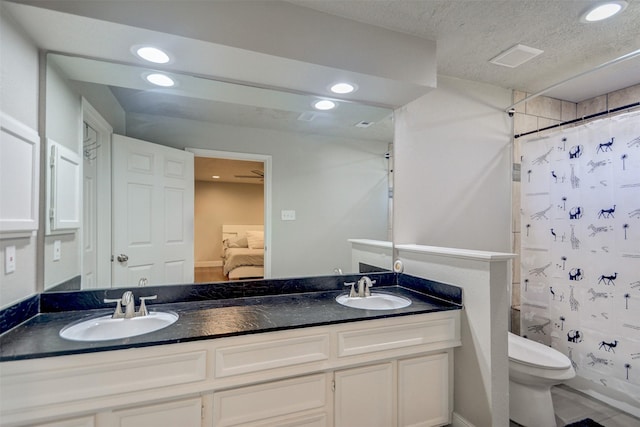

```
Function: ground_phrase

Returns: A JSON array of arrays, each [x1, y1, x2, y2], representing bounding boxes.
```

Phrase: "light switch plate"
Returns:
[[281, 210, 296, 221], [5, 245, 16, 274], [53, 240, 61, 261]]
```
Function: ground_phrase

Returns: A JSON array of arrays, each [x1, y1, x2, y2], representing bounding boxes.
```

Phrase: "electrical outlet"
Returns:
[[281, 210, 296, 221], [5, 245, 16, 274], [53, 240, 61, 261]]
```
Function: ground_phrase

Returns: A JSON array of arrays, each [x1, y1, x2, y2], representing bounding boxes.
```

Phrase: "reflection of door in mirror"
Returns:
[[80, 101, 113, 290], [112, 135, 194, 287], [82, 122, 98, 287]]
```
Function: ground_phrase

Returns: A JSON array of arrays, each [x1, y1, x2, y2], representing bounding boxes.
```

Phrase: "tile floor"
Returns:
[[509, 385, 640, 426]]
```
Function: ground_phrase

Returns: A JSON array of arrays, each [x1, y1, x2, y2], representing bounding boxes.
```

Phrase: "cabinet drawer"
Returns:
[[1, 349, 207, 412], [337, 316, 457, 357], [30, 416, 95, 427], [240, 412, 328, 427], [111, 397, 202, 427], [213, 374, 327, 426], [215, 334, 330, 378]]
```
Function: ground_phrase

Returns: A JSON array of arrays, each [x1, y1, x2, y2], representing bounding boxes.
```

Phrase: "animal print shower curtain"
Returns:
[[520, 110, 639, 401]]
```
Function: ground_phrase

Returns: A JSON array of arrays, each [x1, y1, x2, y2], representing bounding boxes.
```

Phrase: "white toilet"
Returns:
[[508, 332, 576, 427]]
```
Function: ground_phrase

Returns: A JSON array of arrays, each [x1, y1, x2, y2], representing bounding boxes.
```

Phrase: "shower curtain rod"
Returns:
[[506, 47, 640, 113], [514, 101, 640, 139]]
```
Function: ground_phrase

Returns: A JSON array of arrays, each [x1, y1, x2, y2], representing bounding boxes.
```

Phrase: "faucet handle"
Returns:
[[365, 279, 375, 297], [344, 282, 356, 298], [137, 295, 157, 317], [103, 297, 124, 318]]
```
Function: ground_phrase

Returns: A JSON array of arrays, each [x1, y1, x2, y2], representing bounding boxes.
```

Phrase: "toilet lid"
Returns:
[[508, 332, 571, 370]]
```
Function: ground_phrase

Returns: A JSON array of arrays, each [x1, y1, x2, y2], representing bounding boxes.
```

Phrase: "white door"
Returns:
[[112, 135, 194, 287]]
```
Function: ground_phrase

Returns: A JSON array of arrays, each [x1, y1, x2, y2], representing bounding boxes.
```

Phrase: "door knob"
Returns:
[[116, 254, 129, 263]]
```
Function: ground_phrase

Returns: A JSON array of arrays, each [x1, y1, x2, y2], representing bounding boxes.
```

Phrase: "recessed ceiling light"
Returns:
[[313, 100, 336, 110], [135, 46, 171, 64], [211, 175, 220, 179], [330, 83, 356, 94], [145, 73, 175, 87], [580, 1, 627, 22]]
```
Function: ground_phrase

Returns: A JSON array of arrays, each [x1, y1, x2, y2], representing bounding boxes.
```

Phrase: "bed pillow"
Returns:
[[224, 235, 248, 248], [246, 230, 264, 249]]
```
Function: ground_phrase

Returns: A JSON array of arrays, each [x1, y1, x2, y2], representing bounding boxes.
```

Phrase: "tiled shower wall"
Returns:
[[511, 83, 640, 334]]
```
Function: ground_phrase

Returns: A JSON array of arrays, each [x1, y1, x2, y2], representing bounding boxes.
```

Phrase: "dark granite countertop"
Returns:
[[0, 273, 462, 362]]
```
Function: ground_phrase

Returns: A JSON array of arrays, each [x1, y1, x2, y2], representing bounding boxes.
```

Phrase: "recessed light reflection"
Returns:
[[330, 83, 356, 94], [136, 46, 170, 64], [314, 100, 336, 110], [146, 73, 175, 87]]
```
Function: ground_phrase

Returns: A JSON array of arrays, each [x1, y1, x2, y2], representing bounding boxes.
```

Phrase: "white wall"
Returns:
[[194, 181, 264, 264], [42, 62, 82, 290], [393, 76, 514, 426], [0, 6, 40, 307], [126, 113, 390, 278], [395, 245, 513, 427], [394, 76, 513, 253]]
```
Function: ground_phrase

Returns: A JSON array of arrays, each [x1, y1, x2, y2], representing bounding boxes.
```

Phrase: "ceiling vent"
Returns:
[[490, 44, 543, 68], [297, 112, 316, 122], [355, 121, 374, 128]]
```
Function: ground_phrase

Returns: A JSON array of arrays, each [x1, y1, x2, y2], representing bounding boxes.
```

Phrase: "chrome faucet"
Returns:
[[356, 276, 376, 297], [104, 291, 157, 319]]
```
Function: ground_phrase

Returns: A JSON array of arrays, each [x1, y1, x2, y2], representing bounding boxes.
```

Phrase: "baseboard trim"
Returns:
[[451, 412, 476, 427], [195, 261, 223, 268]]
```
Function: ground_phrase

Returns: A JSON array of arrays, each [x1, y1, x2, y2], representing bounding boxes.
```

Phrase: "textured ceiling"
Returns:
[[288, 0, 640, 102]]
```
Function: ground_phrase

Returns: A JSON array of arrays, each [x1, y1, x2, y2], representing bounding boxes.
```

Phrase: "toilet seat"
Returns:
[[508, 332, 571, 370]]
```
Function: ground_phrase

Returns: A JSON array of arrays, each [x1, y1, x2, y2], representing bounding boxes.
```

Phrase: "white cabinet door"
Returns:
[[0, 112, 40, 234], [398, 353, 450, 427], [213, 374, 327, 427], [47, 139, 81, 233], [334, 362, 394, 427], [112, 134, 194, 286], [110, 397, 202, 427]]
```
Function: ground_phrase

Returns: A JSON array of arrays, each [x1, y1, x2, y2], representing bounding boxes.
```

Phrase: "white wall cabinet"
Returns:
[[46, 138, 81, 234], [0, 112, 40, 235], [1, 312, 460, 427]]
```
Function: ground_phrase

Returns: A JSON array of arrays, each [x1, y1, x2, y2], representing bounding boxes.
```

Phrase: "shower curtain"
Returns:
[[520, 110, 639, 404]]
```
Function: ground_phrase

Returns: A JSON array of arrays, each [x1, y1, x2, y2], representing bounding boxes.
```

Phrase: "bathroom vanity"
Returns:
[[0, 273, 462, 427]]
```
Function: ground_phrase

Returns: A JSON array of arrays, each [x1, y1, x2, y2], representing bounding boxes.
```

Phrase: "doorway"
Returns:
[[81, 99, 112, 289], [187, 148, 272, 281]]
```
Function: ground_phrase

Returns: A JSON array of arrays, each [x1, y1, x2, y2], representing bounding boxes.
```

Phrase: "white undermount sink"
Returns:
[[59, 311, 179, 342], [336, 293, 412, 310]]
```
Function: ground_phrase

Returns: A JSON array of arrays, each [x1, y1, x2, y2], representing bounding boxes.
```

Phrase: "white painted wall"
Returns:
[[393, 77, 514, 426], [125, 113, 390, 278], [395, 245, 513, 427], [0, 7, 39, 307], [394, 76, 513, 253], [42, 62, 82, 290]]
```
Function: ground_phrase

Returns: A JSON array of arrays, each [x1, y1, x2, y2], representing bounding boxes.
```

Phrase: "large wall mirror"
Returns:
[[43, 53, 393, 291]]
